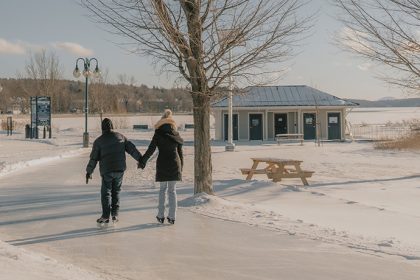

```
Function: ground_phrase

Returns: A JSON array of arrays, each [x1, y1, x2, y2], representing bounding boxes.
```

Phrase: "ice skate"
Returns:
[[156, 216, 164, 224], [96, 217, 110, 228]]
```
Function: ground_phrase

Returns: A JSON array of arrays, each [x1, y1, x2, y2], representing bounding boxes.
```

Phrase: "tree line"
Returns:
[[0, 77, 193, 114]]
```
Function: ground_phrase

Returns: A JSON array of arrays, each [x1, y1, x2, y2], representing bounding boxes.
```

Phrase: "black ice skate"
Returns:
[[156, 216, 164, 224], [167, 217, 175, 224], [96, 217, 110, 227]]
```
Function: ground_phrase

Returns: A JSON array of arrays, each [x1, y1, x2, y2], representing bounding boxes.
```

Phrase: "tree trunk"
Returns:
[[192, 93, 213, 195]]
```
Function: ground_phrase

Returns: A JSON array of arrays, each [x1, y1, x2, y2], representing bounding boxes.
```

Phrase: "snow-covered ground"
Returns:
[[181, 142, 420, 261], [1, 108, 420, 279]]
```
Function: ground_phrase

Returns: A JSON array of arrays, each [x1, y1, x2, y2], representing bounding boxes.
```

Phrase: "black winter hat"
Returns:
[[101, 118, 113, 132]]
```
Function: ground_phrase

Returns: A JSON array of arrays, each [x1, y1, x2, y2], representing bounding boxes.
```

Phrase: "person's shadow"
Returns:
[[7, 223, 168, 246]]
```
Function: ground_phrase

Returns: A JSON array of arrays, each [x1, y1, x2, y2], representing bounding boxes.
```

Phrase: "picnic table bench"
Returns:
[[133, 124, 149, 130], [240, 157, 314, 186], [275, 133, 304, 145]]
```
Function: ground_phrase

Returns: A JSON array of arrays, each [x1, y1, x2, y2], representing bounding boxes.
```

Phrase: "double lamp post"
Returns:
[[73, 58, 100, 147]]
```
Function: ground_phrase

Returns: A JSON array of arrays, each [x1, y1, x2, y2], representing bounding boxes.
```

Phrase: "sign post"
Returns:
[[6, 116, 12, 136], [30, 96, 51, 139]]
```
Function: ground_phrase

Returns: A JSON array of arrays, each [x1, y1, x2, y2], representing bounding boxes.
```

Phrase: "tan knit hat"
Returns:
[[161, 109, 173, 119]]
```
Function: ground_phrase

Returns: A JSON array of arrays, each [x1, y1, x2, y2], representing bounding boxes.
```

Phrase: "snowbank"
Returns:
[[0, 148, 86, 178], [0, 133, 87, 178], [0, 240, 104, 280], [179, 189, 420, 261]]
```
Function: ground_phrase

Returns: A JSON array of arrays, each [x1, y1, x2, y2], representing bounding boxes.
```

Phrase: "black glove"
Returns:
[[86, 173, 92, 184], [137, 160, 146, 169]]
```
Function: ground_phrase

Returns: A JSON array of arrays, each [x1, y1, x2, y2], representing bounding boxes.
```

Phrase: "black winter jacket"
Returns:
[[141, 123, 184, 182], [86, 131, 141, 176]]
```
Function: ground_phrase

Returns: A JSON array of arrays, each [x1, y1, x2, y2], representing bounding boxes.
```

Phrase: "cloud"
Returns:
[[0, 39, 94, 57], [339, 27, 373, 54], [0, 38, 26, 55], [358, 63, 372, 71], [53, 42, 94, 56]]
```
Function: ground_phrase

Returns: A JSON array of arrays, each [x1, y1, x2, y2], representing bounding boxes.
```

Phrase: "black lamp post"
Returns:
[[73, 58, 100, 148], [0, 84, 3, 114]]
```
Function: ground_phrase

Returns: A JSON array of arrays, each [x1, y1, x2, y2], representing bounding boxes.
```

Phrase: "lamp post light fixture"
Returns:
[[73, 57, 100, 148], [217, 29, 245, 152]]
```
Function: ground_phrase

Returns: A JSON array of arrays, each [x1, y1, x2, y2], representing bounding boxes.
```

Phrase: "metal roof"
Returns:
[[211, 85, 358, 108]]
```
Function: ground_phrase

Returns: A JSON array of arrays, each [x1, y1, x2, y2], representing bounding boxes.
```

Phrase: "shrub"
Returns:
[[375, 132, 420, 150], [1, 119, 26, 131]]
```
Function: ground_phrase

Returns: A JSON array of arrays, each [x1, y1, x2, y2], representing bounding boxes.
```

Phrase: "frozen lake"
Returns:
[[5, 107, 420, 130], [347, 107, 420, 125]]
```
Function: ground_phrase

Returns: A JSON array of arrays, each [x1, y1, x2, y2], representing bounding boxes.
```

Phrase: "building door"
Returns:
[[249, 114, 263, 140], [303, 113, 316, 140], [274, 113, 288, 135], [328, 112, 341, 140], [224, 114, 238, 141]]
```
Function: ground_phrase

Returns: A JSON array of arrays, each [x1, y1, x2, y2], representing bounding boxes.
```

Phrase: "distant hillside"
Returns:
[[0, 78, 193, 114], [347, 98, 420, 107]]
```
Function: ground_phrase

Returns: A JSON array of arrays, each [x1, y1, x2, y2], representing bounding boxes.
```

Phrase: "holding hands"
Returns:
[[138, 157, 146, 169]]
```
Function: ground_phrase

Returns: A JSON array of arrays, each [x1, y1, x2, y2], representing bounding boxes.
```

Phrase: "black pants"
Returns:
[[101, 172, 124, 218]]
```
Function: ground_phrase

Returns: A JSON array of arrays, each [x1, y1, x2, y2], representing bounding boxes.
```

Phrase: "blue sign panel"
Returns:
[[30, 96, 51, 138]]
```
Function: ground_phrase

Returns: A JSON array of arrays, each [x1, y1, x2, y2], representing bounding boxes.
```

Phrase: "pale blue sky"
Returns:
[[0, 0, 405, 100]]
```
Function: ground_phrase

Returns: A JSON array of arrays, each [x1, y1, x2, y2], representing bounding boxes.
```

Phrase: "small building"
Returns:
[[211, 85, 358, 141]]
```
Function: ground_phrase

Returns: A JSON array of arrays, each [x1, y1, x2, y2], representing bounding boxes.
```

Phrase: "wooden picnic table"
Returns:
[[240, 157, 314, 186]]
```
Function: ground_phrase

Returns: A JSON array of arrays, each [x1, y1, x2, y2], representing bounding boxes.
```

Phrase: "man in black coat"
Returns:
[[86, 118, 142, 224], [139, 109, 183, 224]]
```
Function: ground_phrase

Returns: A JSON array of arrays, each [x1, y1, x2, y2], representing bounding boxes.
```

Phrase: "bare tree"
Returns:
[[116, 73, 137, 112], [333, 0, 420, 92], [117, 73, 137, 86], [22, 49, 63, 111], [82, 0, 313, 194], [0, 83, 8, 113], [90, 69, 110, 114]]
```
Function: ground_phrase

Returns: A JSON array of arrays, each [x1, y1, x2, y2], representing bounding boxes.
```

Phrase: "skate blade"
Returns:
[[97, 222, 111, 229]]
